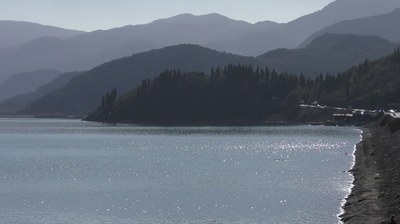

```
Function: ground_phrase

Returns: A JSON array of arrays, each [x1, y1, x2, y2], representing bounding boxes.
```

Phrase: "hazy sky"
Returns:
[[0, 0, 335, 31]]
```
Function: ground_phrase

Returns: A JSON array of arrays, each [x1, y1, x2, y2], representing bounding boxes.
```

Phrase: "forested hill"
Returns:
[[86, 48, 400, 124], [24, 45, 255, 115], [85, 65, 301, 124], [22, 34, 398, 116], [318, 48, 400, 109]]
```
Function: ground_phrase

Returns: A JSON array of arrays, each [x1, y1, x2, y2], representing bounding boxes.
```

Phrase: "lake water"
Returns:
[[0, 118, 360, 224]]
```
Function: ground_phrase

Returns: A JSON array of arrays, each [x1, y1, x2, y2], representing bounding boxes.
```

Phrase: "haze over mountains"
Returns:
[[0, 21, 84, 50], [0, 69, 60, 102], [0, 72, 79, 114], [259, 33, 398, 75], [300, 8, 400, 48], [0, 0, 399, 84], [23, 45, 255, 115], [1, 0, 400, 116], [0, 13, 257, 82], [20, 33, 398, 116], [206, 0, 400, 55]]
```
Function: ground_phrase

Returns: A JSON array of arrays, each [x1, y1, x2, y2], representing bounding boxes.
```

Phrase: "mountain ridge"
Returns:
[[23, 44, 256, 115], [0, 13, 256, 82], [84, 48, 400, 124], [0, 20, 84, 50], [258, 33, 397, 76], [299, 8, 400, 48], [19, 33, 399, 116], [151, 13, 252, 26], [210, 0, 400, 55], [2, 0, 399, 81], [0, 69, 60, 102], [0, 72, 80, 114]]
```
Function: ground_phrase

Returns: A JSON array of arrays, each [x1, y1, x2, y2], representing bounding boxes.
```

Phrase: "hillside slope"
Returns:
[[2, 0, 399, 81], [300, 9, 400, 48], [0, 69, 60, 102], [85, 49, 400, 124], [211, 0, 400, 55], [0, 72, 80, 114], [0, 14, 256, 81], [0, 20, 84, 49], [21, 34, 400, 116], [24, 45, 256, 115], [258, 33, 397, 77], [318, 48, 400, 109]]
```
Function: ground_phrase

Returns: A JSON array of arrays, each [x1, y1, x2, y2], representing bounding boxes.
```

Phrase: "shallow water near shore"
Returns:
[[0, 118, 361, 224]]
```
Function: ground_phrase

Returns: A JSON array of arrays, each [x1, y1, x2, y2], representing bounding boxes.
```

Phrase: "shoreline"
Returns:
[[340, 116, 400, 223], [338, 128, 362, 223]]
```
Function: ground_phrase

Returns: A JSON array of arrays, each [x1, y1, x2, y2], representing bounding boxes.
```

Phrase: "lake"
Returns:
[[0, 118, 361, 224]]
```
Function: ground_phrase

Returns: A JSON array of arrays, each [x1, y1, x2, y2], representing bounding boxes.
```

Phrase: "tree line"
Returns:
[[86, 48, 400, 124]]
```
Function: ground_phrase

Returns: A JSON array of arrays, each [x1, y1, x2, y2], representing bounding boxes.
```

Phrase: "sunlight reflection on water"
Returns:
[[0, 118, 360, 224]]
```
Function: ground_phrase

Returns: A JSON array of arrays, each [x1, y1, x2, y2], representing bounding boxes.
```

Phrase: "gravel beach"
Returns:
[[341, 116, 400, 223]]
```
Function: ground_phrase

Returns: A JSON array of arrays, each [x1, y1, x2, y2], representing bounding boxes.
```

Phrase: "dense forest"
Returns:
[[319, 48, 400, 108], [86, 48, 400, 124]]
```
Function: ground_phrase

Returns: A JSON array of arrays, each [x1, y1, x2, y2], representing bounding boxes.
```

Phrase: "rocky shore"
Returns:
[[341, 115, 400, 223]]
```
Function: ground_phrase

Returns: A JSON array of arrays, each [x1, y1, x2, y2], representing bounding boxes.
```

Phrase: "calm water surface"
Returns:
[[0, 118, 360, 224]]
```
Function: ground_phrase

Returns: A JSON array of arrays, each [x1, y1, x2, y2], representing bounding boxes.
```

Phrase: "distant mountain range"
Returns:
[[0, 20, 84, 50], [22, 45, 255, 115], [259, 33, 397, 76], [0, 13, 252, 82], [0, 69, 60, 102], [0, 72, 80, 114], [209, 0, 400, 55], [17, 33, 398, 116], [299, 8, 400, 48], [1, 0, 400, 116], [1, 0, 399, 83]]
